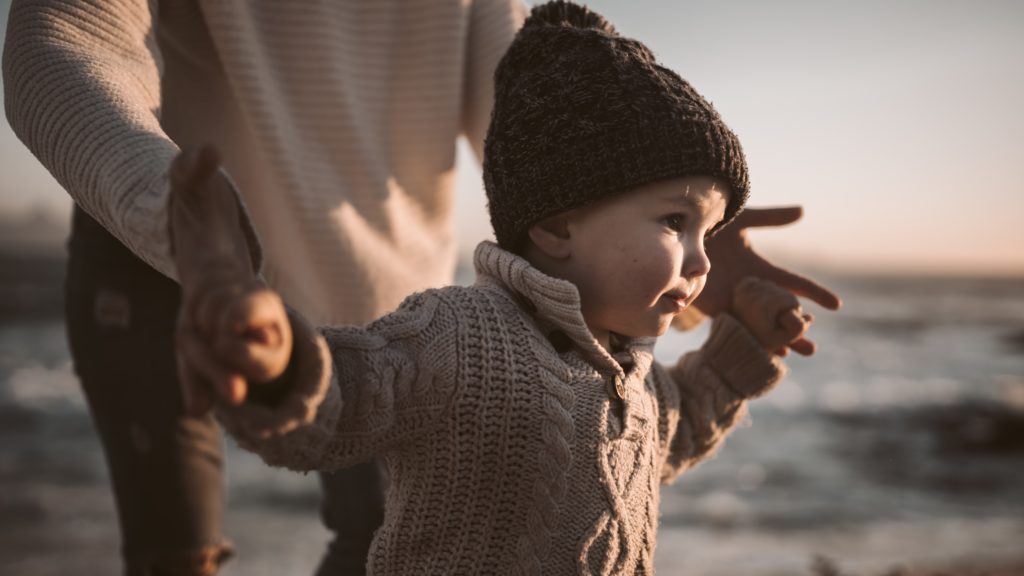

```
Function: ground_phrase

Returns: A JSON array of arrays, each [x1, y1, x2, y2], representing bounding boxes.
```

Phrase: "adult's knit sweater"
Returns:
[[3, 0, 526, 324], [219, 241, 786, 575]]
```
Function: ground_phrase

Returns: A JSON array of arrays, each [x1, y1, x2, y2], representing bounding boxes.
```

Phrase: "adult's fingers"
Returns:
[[169, 147, 224, 266], [168, 146, 236, 258], [176, 275, 235, 337], [763, 263, 843, 311], [731, 206, 803, 229], [177, 325, 247, 406], [189, 275, 250, 336]]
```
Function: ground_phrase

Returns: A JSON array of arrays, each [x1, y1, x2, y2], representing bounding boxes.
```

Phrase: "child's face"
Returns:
[[560, 176, 730, 348]]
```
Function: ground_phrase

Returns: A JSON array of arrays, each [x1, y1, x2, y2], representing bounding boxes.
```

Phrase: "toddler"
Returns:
[[171, 2, 813, 574]]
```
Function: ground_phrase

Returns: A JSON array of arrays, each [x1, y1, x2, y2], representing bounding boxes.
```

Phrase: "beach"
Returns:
[[1, 258, 1023, 575]]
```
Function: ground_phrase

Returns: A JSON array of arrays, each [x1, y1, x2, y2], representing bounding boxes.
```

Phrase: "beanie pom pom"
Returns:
[[523, 1, 616, 35]]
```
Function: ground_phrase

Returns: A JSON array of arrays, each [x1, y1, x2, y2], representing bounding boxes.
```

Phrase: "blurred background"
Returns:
[[1, 1, 1022, 575]]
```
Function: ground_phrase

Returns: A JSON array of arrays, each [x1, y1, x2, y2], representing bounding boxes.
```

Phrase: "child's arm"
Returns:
[[170, 147, 460, 472], [654, 277, 811, 484], [213, 290, 462, 472]]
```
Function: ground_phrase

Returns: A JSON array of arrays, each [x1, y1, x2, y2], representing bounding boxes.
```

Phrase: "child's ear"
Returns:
[[526, 215, 572, 259]]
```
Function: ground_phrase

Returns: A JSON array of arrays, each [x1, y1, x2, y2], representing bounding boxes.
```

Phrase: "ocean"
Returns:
[[1, 271, 1022, 575]]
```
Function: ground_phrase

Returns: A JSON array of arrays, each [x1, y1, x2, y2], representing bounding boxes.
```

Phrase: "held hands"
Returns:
[[732, 277, 814, 357], [689, 206, 842, 356], [170, 147, 293, 415]]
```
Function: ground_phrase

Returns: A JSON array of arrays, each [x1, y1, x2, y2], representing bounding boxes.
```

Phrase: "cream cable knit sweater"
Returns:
[[3, 0, 526, 324], [219, 241, 785, 575]]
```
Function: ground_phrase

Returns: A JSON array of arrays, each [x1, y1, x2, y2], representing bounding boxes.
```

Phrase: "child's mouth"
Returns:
[[661, 291, 691, 313]]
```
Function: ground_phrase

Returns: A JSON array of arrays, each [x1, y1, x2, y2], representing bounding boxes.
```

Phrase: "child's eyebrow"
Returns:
[[660, 190, 711, 211]]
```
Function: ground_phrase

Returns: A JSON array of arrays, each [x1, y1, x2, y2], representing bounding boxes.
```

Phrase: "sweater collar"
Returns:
[[472, 241, 654, 375]]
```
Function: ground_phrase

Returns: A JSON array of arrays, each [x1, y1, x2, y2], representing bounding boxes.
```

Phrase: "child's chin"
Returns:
[[646, 320, 674, 339], [615, 315, 675, 340]]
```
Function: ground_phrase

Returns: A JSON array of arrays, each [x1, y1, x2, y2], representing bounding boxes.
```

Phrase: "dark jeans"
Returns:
[[65, 206, 383, 575]]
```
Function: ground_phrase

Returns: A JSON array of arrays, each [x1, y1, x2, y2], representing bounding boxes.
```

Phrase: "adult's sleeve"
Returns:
[[2, 0, 260, 279], [461, 0, 528, 162], [653, 313, 787, 484], [216, 290, 462, 472]]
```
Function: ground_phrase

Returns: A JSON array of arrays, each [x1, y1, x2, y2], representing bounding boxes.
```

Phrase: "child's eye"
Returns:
[[663, 214, 686, 232]]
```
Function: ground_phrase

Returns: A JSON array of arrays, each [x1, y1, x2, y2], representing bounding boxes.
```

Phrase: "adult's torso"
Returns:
[[155, 0, 475, 324]]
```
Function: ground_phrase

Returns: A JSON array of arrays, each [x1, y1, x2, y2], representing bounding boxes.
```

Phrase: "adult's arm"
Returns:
[[461, 0, 528, 161], [2, 0, 258, 279]]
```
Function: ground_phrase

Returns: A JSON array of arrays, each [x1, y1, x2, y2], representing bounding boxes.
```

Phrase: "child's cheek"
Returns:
[[691, 276, 707, 299], [630, 258, 669, 303]]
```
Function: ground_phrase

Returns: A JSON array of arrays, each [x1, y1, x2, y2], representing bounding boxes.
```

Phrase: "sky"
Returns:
[[2, 0, 1023, 275]]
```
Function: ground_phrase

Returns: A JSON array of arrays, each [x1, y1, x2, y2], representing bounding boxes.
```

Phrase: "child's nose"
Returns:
[[682, 248, 711, 279]]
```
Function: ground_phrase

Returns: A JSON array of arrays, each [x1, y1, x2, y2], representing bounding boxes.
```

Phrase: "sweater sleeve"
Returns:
[[2, 0, 260, 279], [653, 313, 787, 484], [460, 0, 527, 161], [216, 290, 461, 472]]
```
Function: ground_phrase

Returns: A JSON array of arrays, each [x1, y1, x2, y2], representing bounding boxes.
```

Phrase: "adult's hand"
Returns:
[[692, 206, 842, 355], [170, 147, 291, 415]]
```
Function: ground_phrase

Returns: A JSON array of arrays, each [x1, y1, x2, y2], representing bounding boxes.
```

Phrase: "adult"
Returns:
[[3, 1, 840, 575], [4, 1, 528, 574]]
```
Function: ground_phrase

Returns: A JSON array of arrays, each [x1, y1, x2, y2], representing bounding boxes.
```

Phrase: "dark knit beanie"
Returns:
[[483, 0, 750, 251]]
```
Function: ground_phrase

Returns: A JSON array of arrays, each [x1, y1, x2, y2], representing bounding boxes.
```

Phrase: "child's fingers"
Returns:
[[788, 337, 816, 356], [777, 309, 815, 356], [735, 276, 822, 355], [213, 288, 293, 382], [738, 276, 801, 314], [217, 288, 286, 346], [214, 332, 288, 383], [776, 307, 806, 336]]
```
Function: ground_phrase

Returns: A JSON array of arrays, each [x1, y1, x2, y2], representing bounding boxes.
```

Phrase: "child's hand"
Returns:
[[169, 146, 293, 415], [732, 276, 815, 357], [175, 273, 293, 414]]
